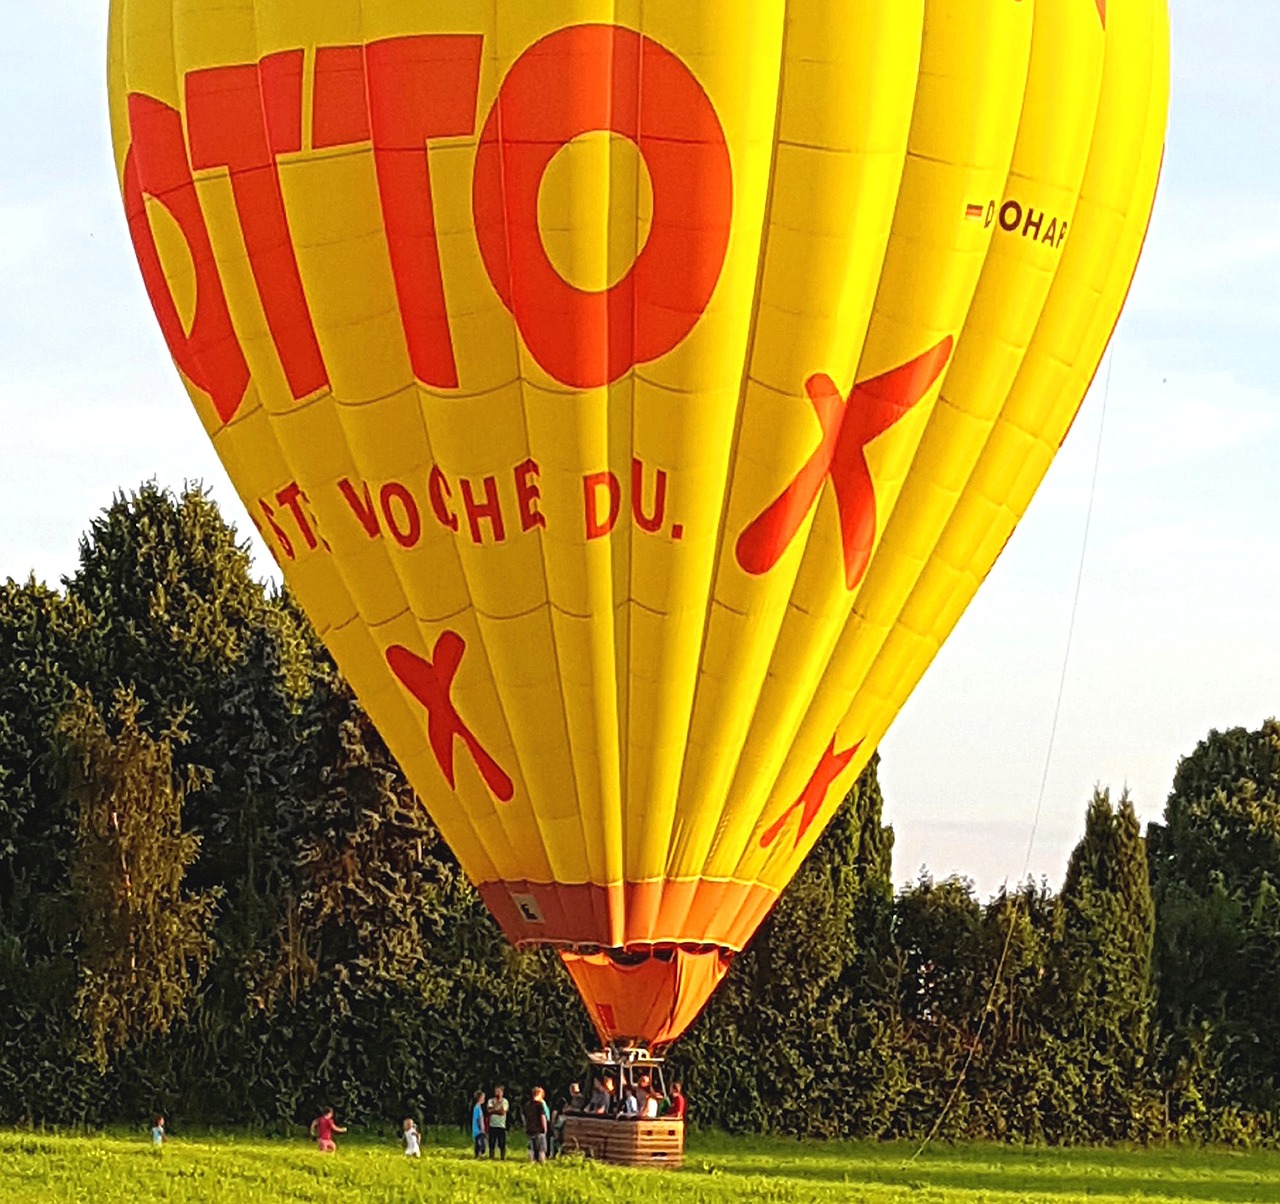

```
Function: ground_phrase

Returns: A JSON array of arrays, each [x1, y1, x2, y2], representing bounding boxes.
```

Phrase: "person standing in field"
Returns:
[[471, 1091, 487, 1158], [523, 1086, 549, 1163], [150, 1115, 166, 1147], [310, 1106, 347, 1152], [486, 1085, 509, 1159], [402, 1117, 421, 1157]]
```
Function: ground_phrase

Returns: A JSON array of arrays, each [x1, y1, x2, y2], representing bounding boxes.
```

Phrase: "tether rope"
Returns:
[[906, 346, 1116, 1164]]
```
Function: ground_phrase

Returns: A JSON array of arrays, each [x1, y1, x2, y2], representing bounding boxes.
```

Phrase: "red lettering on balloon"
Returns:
[[461, 475, 505, 545], [760, 737, 862, 851], [338, 477, 381, 538], [429, 467, 460, 533], [123, 94, 250, 423], [584, 472, 622, 540], [631, 458, 668, 534], [257, 498, 296, 561], [258, 51, 305, 154], [736, 339, 953, 591], [313, 46, 372, 149], [387, 636, 514, 802], [514, 458, 547, 533], [186, 54, 329, 402], [275, 482, 319, 551], [379, 482, 423, 548], [473, 23, 733, 388], [366, 35, 484, 389]]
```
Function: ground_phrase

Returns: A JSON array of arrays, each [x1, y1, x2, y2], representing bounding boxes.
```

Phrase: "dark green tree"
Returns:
[[0, 580, 103, 1120], [1042, 788, 1159, 1141], [1148, 720, 1280, 1131]]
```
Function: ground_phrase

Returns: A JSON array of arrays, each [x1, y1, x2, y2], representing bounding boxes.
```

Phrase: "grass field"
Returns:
[[0, 1128, 1278, 1203]]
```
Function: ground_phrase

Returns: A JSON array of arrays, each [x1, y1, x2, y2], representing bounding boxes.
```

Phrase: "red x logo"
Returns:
[[386, 635, 515, 803], [736, 338, 953, 590], [760, 736, 862, 850]]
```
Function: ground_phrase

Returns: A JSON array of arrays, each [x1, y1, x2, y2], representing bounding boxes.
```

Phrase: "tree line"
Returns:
[[0, 483, 1276, 1144]]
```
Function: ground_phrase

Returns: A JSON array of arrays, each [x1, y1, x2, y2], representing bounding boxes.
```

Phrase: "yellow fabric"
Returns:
[[109, 1, 1169, 946]]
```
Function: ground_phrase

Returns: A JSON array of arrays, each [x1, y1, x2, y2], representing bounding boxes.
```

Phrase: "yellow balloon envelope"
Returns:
[[108, 0, 1169, 1047]]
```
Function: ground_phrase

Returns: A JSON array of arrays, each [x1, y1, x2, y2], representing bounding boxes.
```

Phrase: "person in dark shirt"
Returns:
[[523, 1086, 549, 1162]]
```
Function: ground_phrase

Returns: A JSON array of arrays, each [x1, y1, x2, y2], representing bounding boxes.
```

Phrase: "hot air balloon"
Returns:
[[108, 0, 1169, 1052]]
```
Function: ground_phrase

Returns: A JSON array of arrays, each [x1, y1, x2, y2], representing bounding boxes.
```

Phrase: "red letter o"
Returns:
[[473, 24, 732, 389]]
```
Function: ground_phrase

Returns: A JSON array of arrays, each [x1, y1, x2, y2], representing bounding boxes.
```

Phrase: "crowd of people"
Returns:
[[470, 1076, 688, 1163], [146, 1078, 689, 1162]]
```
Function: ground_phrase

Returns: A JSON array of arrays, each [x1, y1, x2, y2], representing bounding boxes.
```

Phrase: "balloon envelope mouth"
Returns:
[[560, 944, 733, 1049]]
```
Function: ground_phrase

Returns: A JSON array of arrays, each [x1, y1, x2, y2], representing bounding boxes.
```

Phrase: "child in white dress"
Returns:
[[402, 1117, 421, 1157]]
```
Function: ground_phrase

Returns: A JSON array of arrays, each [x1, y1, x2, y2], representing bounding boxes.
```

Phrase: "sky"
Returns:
[[2, 3, 1276, 899]]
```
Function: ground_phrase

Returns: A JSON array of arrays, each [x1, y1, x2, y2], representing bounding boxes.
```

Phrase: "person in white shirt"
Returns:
[[402, 1117, 421, 1157]]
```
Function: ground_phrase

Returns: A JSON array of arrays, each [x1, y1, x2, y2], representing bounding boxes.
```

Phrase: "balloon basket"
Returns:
[[559, 1048, 684, 1168], [559, 1115, 684, 1169]]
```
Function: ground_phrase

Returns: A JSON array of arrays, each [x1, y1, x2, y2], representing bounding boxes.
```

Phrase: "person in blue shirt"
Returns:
[[471, 1091, 487, 1158]]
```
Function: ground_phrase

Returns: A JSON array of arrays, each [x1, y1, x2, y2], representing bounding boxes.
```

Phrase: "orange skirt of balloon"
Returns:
[[560, 947, 732, 1049]]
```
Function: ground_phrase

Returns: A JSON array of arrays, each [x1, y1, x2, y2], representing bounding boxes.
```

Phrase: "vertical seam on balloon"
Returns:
[[693, 5, 927, 884], [483, 3, 607, 909], [657, 1, 793, 913], [606, 2, 636, 935], [356, 0, 528, 885], [402, 4, 552, 888], [322, 2, 522, 882], [341, 0, 519, 885], [619, 0, 643, 943], [509, 8, 611, 914]]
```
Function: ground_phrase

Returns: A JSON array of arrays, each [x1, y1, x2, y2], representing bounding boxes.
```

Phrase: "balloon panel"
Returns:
[[109, 0, 1169, 1045]]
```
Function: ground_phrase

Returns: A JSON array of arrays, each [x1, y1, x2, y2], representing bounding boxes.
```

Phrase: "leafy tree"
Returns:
[[62, 689, 219, 1068], [1149, 720, 1280, 1128]]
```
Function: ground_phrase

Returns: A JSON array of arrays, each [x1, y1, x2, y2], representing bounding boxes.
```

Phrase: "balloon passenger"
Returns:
[[310, 1107, 346, 1152], [637, 1074, 661, 1118], [586, 1076, 613, 1114], [667, 1082, 688, 1121]]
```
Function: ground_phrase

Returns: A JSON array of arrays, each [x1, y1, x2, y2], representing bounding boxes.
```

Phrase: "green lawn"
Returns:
[[0, 1128, 1277, 1203]]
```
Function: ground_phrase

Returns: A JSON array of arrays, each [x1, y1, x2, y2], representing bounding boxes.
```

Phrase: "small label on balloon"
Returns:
[[513, 894, 546, 925]]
